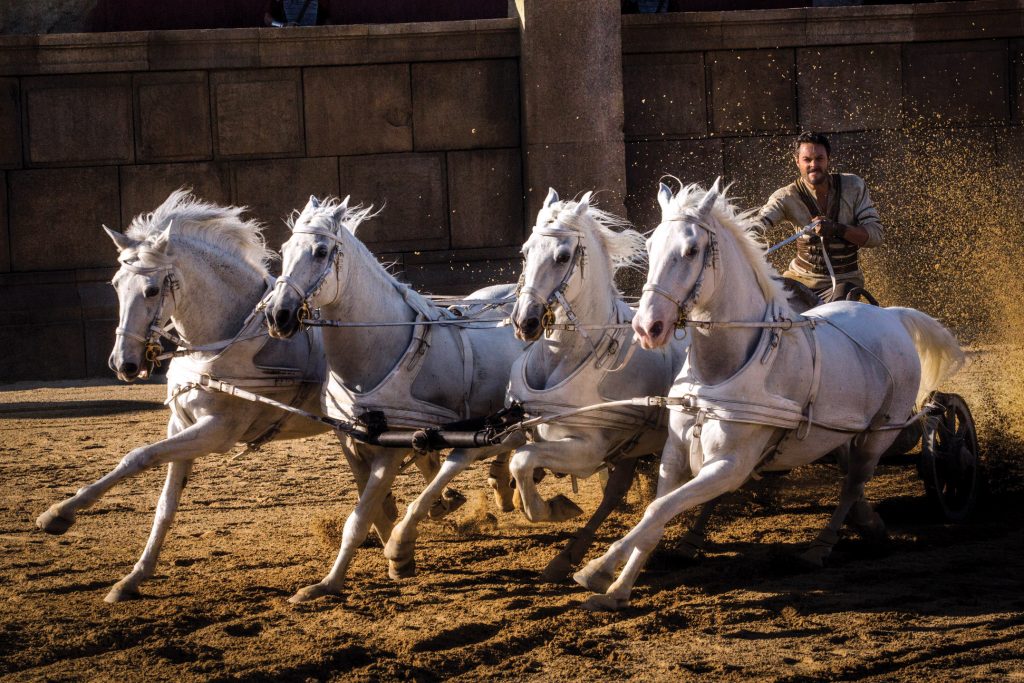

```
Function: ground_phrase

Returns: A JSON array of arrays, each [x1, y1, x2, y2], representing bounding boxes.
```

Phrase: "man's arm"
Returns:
[[755, 187, 791, 234], [811, 179, 882, 247]]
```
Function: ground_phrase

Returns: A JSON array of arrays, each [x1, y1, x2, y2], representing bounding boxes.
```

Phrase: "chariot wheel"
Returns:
[[917, 391, 981, 522]]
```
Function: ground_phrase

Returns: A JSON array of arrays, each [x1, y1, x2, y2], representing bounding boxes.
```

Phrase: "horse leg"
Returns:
[[487, 451, 516, 512], [337, 438, 399, 545], [289, 450, 403, 604], [36, 415, 227, 534], [509, 441, 587, 523], [541, 457, 639, 582], [799, 439, 885, 567], [105, 459, 194, 602], [411, 451, 466, 520], [577, 457, 750, 610], [676, 495, 722, 560]]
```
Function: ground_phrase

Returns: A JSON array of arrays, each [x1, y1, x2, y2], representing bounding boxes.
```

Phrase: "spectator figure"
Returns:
[[264, 0, 331, 26]]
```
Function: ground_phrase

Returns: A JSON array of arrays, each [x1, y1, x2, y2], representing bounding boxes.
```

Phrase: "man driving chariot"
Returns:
[[756, 132, 883, 302]]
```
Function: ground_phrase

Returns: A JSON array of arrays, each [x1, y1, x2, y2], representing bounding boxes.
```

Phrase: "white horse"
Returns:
[[33, 191, 333, 602], [504, 188, 686, 579], [574, 180, 964, 610], [264, 196, 529, 602]]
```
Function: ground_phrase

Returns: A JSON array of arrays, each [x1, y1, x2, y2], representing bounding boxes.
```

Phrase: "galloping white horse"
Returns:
[[33, 191, 347, 602], [505, 188, 685, 579], [264, 196, 529, 602], [574, 180, 964, 610]]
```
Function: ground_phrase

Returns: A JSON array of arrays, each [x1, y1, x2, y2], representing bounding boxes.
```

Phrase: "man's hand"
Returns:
[[810, 217, 847, 240]]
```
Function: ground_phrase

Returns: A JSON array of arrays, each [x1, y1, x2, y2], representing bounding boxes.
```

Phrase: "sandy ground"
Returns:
[[1, 353, 1023, 682]]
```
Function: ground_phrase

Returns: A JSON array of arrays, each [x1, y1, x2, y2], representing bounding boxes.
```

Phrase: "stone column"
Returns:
[[514, 0, 627, 224]]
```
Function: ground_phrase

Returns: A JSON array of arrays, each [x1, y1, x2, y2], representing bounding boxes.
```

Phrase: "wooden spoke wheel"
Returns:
[[917, 392, 981, 522]]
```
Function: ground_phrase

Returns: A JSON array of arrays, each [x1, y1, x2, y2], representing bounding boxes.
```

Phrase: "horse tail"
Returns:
[[889, 307, 965, 406]]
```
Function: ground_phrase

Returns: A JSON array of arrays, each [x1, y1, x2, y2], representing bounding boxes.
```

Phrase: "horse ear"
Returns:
[[544, 187, 559, 208], [696, 177, 721, 218], [306, 195, 321, 212], [339, 195, 350, 210], [657, 182, 673, 214], [103, 225, 137, 253], [573, 191, 593, 217], [151, 220, 174, 254]]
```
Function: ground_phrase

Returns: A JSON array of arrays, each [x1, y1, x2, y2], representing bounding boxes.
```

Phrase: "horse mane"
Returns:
[[292, 197, 437, 312], [538, 197, 647, 276], [666, 182, 792, 312], [126, 189, 273, 276]]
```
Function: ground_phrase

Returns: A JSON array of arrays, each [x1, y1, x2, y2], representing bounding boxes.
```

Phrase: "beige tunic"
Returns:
[[757, 174, 883, 292]]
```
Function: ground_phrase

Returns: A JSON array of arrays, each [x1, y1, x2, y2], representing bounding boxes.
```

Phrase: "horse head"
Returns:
[[633, 179, 722, 350], [105, 221, 176, 381], [266, 194, 356, 339]]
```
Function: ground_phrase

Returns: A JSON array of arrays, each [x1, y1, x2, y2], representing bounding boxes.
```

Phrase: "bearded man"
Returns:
[[757, 132, 883, 301]]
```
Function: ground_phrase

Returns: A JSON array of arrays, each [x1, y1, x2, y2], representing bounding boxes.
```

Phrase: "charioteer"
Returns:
[[756, 132, 884, 302]]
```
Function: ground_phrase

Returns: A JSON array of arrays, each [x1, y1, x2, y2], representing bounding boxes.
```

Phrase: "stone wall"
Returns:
[[1, 1, 1021, 381], [0, 20, 523, 380]]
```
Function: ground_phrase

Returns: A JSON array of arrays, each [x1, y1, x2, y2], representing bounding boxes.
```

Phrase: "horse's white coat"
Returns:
[[36, 191, 346, 602], [575, 181, 964, 610], [264, 197, 529, 601]]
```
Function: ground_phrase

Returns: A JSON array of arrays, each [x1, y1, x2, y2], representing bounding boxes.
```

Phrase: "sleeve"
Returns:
[[851, 179, 883, 248], [755, 187, 791, 232]]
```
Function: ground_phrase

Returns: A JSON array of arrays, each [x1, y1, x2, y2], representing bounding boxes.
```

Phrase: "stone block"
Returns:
[[0, 172, 7, 272], [148, 29, 261, 71], [721, 135, 795, 215], [0, 322, 85, 381], [8, 167, 121, 271], [523, 140, 628, 222], [0, 78, 21, 168], [519, 0, 623, 146], [623, 52, 706, 139], [0, 272, 84, 381], [338, 153, 447, 252], [134, 71, 213, 163], [903, 40, 1009, 124], [120, 162, 233, 228], [709, 49, 796, 135], [21, 74, 133, 166], [625, 138, 723, 230], [211, 69, 304, 159], [447, 149, 523, 249], [797, 44, 902, 132], [84, 319, 117, 379], [304, 64, 412, 157], [229, 157, 340, 250], [403, 255, 523, 295], [79, 274, 120, 378], [412, 59, 519, 151]]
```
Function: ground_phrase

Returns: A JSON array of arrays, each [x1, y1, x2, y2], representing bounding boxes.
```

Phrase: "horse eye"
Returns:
[[314, 245, 329, 258], [684, 245, 699, 259], [555, 251, 570, 264], [143, 285, 160, 298]]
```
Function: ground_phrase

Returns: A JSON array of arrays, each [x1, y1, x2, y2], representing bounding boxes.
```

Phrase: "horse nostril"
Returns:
[[523, 317, 540, 334], [274, 309, 292, 329], [120, 362, 138, 377], [649, 321, 664, 338]]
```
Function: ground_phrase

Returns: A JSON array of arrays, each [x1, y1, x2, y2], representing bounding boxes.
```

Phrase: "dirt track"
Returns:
[[1, 361, 1023, 681]]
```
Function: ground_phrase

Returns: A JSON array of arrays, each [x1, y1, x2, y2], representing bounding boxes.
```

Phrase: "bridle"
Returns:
[[515, 224, 594, 345], [271, 224, 345, 325], [114, 254, 179, 377], [642, 211, 720, 338]]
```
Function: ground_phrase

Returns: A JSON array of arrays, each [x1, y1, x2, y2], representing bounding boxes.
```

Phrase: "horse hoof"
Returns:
[[677, 531, 707, 561], [541, 553, 574, 583], [549, 495, 584, 522], [573, 562, 615, 593], [580, 594, 629, 612], [848, 501, 888, 543], [36, 506, 75, 535], [104, 582, 140, 603], [288, 582, 338, 604], [388, 557, 416, 580], [796, 546, 830, 569], [487, 478, 516, 513]]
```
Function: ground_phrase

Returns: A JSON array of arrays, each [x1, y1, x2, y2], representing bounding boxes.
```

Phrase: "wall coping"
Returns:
[[0, 17, 520, 75], [623, 0, 1024, 53]]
